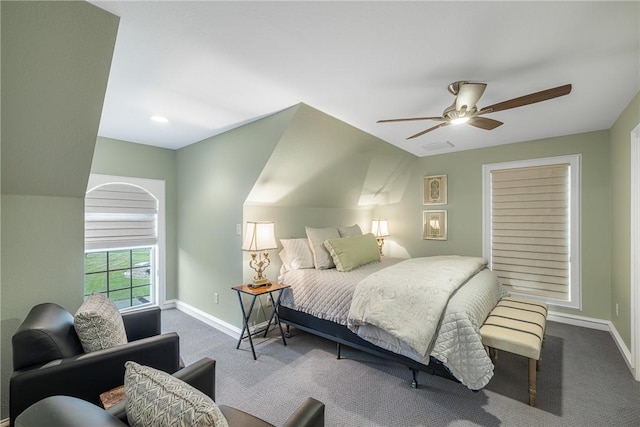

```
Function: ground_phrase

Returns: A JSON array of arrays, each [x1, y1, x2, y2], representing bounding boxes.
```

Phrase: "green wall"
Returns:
[[246, 104, 415, 209], [90, 137, 178, 300], [610, 91, 640, 347], [0, 1, 119, 419], [1, 1, 117, 197], [175, 106, 297, 326], [378, 130, 612, 321], [175, 103, 416, 327], [0, 196, 85, 417]]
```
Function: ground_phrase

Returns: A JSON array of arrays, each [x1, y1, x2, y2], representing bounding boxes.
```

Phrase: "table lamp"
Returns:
[[242, 221, 278, 287]]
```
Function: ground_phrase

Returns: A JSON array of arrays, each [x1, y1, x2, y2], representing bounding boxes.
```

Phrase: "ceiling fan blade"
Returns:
[[456, 83, 487, 111], [466, 117, 503, 130], [377, 116, 445, 123], [478, 84, 572, 114], [407, 122, 450, 139]]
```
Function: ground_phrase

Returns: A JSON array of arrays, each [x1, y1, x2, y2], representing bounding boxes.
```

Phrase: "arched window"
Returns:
[[84, 175, 165, 310]]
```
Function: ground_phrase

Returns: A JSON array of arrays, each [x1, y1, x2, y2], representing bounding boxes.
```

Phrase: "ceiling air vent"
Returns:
[[422, 141, 455, 152]]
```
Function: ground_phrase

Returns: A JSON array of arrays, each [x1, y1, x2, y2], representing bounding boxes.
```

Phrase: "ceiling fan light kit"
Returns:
[[450, 117, 470, 125], [378, 81, 572, 140]]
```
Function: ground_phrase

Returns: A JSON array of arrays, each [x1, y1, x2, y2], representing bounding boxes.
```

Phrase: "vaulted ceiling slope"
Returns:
[[245, 103, 416, 209], [91, 1, 639, 157], [1, 1, 119, 197]]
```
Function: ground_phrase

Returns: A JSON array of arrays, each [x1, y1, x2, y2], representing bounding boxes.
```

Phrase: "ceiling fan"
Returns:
[[378, 81, 572, 140]]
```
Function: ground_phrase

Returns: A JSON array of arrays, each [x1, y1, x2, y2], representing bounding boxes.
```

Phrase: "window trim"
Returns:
[[86, 174, 166, 310], [482, 154, 581, 309]]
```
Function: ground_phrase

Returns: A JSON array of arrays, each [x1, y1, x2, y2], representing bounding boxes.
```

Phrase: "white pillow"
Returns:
[[280, 238, 314, 270], [305, 226, 340, 269], [279, 249, 292, 271], [338, 224, 363, 237], [74, 293, 128, 353], [125, 361, 229, 427]]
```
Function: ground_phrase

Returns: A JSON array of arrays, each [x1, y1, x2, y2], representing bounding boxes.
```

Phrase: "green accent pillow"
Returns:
[[324, 233, 381, 272], [337, 224, 363, 237]]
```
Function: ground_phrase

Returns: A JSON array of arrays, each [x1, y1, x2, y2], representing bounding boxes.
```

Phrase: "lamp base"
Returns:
[[249, 278, 271, 289], [376, 237, 385, 257]]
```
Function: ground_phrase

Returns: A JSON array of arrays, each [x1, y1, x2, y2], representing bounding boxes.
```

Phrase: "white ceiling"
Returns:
[[91, 1, 640, 157]]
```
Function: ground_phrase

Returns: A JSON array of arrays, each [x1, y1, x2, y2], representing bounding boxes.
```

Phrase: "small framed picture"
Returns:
[[424, 174, 447, 205], [423, 210, 447, 240]]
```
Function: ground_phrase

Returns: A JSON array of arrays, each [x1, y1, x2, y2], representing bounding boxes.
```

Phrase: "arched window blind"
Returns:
[[85, 183, 158, 251], [490, 163, 570, 301]]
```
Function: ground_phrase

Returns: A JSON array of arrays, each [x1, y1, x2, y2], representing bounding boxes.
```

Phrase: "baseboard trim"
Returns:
[[608, 320, 635, 376], [165, 299, 241, 339], [1, 417, 9, 427], [165, 299, 271, 341], [549, 310, 634, 376], [161, 299, 177, 310], [547, 311, 609, 331]]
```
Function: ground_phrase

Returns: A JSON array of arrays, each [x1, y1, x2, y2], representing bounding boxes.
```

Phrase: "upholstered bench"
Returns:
[[480, 296, 548, 407]]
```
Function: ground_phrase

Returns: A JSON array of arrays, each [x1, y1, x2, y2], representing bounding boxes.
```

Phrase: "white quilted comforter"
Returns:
[[279, 257, 507, 389], [348, 256, 488, 357]]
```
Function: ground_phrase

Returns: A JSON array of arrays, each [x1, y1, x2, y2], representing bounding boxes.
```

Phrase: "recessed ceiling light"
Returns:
[[150, 115, 169, 123]]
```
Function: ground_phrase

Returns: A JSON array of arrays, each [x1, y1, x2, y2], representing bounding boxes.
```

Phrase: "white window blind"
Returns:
[[490, 163, 570, 301], [85, 183, 158, 251]]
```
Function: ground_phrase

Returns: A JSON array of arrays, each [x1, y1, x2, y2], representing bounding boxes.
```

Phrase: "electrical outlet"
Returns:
[[236, 224, 241, 235], [214, 293, 219, 304], [616, 303, 619, 317]]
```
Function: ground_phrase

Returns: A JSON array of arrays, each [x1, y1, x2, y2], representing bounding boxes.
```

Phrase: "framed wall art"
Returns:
[[424, 174, 447, 205], [423, 210, 447, 240]]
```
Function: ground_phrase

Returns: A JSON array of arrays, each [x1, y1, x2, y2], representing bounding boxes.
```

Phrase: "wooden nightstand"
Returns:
[[232, 281, 291, 360]]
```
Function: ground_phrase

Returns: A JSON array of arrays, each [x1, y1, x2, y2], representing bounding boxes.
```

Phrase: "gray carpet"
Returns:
[[162, 309, 640, 426]]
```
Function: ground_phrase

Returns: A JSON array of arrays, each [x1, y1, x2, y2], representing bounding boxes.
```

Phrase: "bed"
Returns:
[[276, 231, 507, 390]]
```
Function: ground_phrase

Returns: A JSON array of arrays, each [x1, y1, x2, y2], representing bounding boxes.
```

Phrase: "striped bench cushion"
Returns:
[[480, 297, 548, 360]]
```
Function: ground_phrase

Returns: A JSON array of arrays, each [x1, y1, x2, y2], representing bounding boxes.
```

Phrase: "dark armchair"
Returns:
[[10, 302, 181, 424], [15, 358, 325, 427]]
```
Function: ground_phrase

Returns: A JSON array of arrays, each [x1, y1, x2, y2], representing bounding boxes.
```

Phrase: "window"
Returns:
[[482, 155, 581, 309], [84, 248, 153, 309], [84, 175, 166, 310]]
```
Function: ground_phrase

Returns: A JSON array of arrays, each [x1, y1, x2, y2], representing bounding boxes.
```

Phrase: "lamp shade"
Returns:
[[241, 221, 277, 252], [371, 219, 390, 237]]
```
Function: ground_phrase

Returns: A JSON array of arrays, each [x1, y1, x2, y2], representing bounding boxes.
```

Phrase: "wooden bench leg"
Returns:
[[528, 358, 537, 407], [485, 346, 498, 360], [538, 336, 544, 371]]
